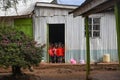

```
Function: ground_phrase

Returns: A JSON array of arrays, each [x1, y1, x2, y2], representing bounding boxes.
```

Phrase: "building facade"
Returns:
[[33, 3, 118, 63]]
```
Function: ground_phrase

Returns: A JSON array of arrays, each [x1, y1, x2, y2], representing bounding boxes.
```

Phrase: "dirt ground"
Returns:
[[0, 63, 120, 80]]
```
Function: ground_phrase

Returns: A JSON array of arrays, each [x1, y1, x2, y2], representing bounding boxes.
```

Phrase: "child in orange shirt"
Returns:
[[48, 44, 54, 63], [57, 43, 64, 63]]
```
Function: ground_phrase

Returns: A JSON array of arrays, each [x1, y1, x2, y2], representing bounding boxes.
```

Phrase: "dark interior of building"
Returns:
[[49, 24, 65, 44]]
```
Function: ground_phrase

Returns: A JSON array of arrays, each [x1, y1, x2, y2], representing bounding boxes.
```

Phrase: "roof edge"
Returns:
[[35, 2, 77, 9]]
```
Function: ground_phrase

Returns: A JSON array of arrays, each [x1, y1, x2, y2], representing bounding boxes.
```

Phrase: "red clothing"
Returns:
[[53, 48, 57, 55], [57, 47, 64, 57], [48, 48, 54, 56]]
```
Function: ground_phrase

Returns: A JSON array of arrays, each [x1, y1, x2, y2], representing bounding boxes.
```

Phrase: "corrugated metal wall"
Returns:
[[66, 12, 118, 63], [33, 6, 118, 63], [33, 7, 69, 62]]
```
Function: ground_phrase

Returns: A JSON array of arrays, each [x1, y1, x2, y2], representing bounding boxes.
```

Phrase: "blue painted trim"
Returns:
[[65, 49, 118, 63]]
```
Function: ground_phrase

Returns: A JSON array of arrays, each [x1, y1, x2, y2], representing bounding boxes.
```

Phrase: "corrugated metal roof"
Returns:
[[0, 0, 52, 17], [0, 0, 35, 17]]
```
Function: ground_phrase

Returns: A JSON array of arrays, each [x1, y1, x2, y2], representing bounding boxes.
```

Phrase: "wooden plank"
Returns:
[[85, 16, 90, 80], [36, 2, 77, 10], [47, 24, 49, 63], [72, 0, 108, 17], [114, 2, 120, 67], [82, 0, 116, 17]]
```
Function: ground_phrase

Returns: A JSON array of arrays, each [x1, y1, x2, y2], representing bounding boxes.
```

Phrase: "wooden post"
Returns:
[[47, 24, 50, 63], [85, 16, 90, 80], [114, 2, 120, 67]]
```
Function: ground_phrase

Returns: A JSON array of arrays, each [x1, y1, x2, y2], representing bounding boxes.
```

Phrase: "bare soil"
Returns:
[[0, 63, 120, 80]]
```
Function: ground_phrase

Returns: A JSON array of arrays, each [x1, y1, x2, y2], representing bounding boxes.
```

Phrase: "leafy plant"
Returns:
[[0, 26, 45, 75]]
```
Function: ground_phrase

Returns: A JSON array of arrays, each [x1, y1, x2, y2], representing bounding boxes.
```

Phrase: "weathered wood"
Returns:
[[82, 0, 116, 17], [72, 0, 108, 17], [36, 2, 77, 10], [72, 0, 120, 17], [47, 24, 49, 63], [85, 16, 90, 80], [114, 2, 120, 67]]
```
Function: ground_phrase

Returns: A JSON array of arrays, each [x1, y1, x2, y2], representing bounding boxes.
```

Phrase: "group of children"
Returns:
[[48, 43, 64, 63]]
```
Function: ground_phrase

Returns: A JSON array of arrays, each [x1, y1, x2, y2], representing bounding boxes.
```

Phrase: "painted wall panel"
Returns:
[[14, 18, 33, 37]]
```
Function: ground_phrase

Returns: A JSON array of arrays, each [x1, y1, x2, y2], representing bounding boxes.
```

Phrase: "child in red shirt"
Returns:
[[57, 43, 64, 63], [48, 44, 54, 63], [53, 43, 58, 63]]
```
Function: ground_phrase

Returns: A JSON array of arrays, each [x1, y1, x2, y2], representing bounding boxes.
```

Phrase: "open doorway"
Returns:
[[48, 24, 65, 63]]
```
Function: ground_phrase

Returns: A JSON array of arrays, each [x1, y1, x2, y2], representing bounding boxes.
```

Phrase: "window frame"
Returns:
[[84, 17, 101, 38]]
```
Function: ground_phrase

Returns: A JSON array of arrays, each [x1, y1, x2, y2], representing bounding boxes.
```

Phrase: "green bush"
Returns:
[[0, 26, 45, 75]]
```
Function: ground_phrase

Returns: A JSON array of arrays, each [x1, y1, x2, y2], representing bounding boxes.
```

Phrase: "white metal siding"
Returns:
[[34, 6, 118, 63]]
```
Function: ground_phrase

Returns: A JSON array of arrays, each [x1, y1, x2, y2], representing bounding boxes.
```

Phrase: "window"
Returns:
[[85, 18, 100, 38]]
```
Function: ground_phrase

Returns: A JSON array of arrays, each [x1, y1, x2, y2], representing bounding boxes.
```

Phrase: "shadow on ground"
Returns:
[[0, 74, 41, 80]]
